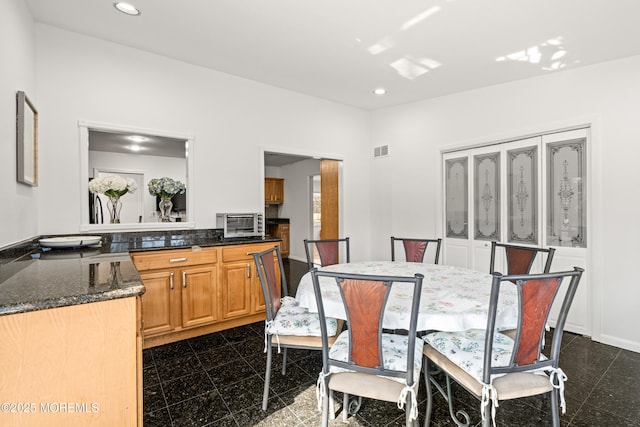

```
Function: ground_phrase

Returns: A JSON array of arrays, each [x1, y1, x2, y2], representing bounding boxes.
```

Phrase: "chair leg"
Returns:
[[321, 386, 330, 427], [405, 394, 416, 427], [329, 389, 336, 420], [342, 393, 349, 421], [262, 340, 272, 411], [423, 359, 433, 427], [281, 347, 288, 375], [424, 361, 471, 427], [550, 388, 560, 427], [327, 392, 336, 420]]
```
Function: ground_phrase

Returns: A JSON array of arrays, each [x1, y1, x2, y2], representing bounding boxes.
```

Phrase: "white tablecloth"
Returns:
[[295, 261, 518, 332]]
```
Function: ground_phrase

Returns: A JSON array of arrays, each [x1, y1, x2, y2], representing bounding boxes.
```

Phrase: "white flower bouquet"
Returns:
[[88, 175, 137, 199], [148, 177, 186, 200]]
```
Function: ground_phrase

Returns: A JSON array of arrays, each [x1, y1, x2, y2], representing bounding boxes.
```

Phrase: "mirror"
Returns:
[[16, 91, 38, 186], [79, 121, 194, 231]]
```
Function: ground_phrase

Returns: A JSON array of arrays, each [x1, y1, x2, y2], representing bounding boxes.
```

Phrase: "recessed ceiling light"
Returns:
[[127, 135, 147, 143], [127, 145, 142, 152], [373, 88, 387, 96], [113, 2, 141, 16]]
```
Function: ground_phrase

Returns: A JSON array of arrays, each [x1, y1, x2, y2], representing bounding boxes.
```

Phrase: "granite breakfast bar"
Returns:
[[0, 229, 280, 427]]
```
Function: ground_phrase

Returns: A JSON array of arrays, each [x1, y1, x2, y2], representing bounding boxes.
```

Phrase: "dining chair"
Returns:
[[303, 237, 350, 270], [489, 241, 556, 275], [311, 268, 425, 426], [252, 246, 342, 411], [391, 237, 442, 264], [422, 267, 584, 427]]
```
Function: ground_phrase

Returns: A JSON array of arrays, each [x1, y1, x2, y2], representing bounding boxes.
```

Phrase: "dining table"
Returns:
[[295, 261, 519, 332]]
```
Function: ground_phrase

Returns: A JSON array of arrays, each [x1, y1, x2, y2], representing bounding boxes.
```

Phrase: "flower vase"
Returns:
[[158, 197, 173, 222], [107, 196, 122, 224]]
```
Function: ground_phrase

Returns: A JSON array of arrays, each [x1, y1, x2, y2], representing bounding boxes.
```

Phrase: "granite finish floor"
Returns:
[[143, 260, 640, 427]]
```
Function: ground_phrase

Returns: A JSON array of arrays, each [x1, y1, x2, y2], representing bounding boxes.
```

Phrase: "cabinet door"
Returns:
[[276, 224, 290, 257], [273, 179, 284, 203], [251, 248, 283, 314], [252, 261, 267, 314], [180, 266, 218, 328], [221, 261, 252, 319], [139, 270, 177, 336], [265, 178, 284, 203], [265, 178, 275, 203]]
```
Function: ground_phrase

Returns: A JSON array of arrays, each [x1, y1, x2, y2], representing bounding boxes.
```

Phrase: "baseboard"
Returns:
[[597, 334, 640, 353]]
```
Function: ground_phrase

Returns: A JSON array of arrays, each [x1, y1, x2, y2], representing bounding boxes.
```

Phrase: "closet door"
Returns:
[[470, 145, 501, 272], [443, 150, 470, 267], [506, 138, 541, 245], [469, 137, 541, 273], [543, 128, 589, 334], [441, 128, 590, 335]]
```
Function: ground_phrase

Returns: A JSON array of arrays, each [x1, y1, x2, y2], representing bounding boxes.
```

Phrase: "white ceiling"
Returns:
[[25, 0, 640, 110]]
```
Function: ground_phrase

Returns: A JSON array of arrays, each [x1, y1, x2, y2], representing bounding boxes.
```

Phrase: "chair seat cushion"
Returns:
[[424, 329, 515, 383], [268, 299, 338, 337], [328, 331, 424, 383]]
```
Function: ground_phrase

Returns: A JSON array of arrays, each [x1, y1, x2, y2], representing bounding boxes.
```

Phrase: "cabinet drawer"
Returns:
[[132, 247, 218, 271], [221, 243, 279, 262]]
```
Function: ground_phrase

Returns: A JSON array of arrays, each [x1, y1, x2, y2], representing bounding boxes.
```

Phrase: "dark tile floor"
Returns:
[[143, 259, 640, 427]]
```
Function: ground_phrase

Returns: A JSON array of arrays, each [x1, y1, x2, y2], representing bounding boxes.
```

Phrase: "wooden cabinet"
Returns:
[[0, 297, 142, 426], [133, 242, 279, 348], [220, 242, 279, 317], [181, 266, 218, 328], [274, 223, 290, 258], [132, 247, 218, 348], [220, 260, 252, 319], [137, 270, 175, 336], [265, 177, 284, 204]]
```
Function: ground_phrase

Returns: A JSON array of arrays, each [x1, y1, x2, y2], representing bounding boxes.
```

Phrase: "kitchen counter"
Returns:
[[0, 229, 280, 317], [0, 251, 143, 316], [266, 217, 290, 225]]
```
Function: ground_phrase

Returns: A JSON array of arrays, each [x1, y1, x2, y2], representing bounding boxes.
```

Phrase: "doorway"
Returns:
[[263, 150, 342, 262]]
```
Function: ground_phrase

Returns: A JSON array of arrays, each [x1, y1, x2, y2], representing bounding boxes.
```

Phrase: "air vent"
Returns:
[[373, 145, 389, 158]]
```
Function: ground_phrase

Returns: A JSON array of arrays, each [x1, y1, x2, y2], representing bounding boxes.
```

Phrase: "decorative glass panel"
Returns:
[[445, 157, 468, 239], [547, 139, 587, 247], [474, 152, 500, 241], [508, 146, 538, 244]]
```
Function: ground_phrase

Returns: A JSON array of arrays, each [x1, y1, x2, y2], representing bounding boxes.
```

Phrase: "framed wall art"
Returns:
[[16, 90, 38, 186]]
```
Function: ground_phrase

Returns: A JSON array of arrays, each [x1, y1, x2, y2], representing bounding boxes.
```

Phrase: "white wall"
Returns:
[[370, 55, 640, 352], [33, 24, 371, 256], [279, 159, 321, 262], [0, 0, 38, 247]]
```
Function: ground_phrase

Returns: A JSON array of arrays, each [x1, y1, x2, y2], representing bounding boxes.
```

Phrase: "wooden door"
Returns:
[[320, 159, 339, 240]]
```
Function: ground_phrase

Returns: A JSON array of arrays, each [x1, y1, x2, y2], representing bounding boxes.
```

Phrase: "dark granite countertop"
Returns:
[[266, 218, 290, 225], [0, 251, 144, 316], [0, 229, 281, 317]]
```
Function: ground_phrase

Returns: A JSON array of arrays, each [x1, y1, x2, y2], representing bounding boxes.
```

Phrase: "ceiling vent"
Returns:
[[373, 145, 389, 158]]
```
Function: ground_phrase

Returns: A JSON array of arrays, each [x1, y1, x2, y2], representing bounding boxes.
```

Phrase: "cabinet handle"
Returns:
[[170, 272, 174, 289], [170, 257, 188, 263], [182, 271, 187, 288], [246, 264, 251, 278]]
